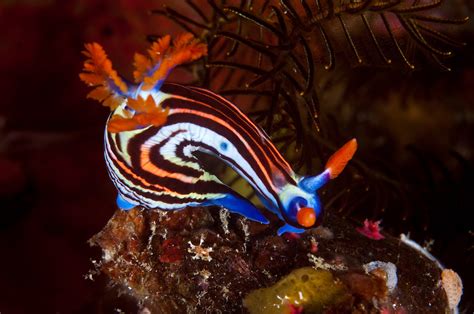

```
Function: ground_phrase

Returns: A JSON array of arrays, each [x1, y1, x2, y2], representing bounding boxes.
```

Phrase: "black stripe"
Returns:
[[189, 86, 296, 184], [165, 113, 281, 206], [174, 139, 268, 200], [128, 129, 204, 178], [127, 127, 228, 195], [114, 133, 123, 152], [106, 131, 229, 199], [163, 98, 275, 182], [105, 153, 200, 206], [162, 83, 296, 185]]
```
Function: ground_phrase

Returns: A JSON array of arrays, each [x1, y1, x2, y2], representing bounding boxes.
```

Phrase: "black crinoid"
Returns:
[[151, 0, 472, 307]]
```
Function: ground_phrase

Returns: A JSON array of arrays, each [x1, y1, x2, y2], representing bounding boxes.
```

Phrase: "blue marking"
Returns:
[[277, 223, 306, 236], [116, 194, 136, 210], [299, 170, 331, 193], [109, 80, 129, 97], [287, 197, 307, 219], [220, 142, 228, 151], [153, 79, 165, 92], [204, 193, 269, 224], [256, 194, 280, 216]]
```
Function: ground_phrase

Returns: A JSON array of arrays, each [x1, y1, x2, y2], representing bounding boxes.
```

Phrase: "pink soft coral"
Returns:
[[357, 219, 385, 240], [288, 304, 303, 314]]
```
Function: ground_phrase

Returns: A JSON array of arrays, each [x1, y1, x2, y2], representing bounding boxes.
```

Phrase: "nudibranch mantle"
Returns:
[[80, 34, 357, 235]]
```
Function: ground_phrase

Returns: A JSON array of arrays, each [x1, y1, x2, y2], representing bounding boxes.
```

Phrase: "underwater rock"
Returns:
[[90, 207, 459, 313]]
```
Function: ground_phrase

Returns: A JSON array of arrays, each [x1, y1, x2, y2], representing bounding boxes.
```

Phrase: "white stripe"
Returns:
[[104, 130, 224, 209], [161, 122, 279, 207]]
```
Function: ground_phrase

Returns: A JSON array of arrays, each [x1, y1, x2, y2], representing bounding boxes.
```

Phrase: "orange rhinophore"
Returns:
[[79, 43, 128, 110], [325, 138, 357, 179]]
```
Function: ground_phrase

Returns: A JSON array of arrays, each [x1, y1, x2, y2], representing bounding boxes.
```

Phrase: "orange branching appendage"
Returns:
[[107, 95, 169, 133], [325, 138, 358, 179], [79, 43, 129, 110], [133, 35, 171, 83], [137, 33, 208, 91], [80, 33, 207, 133]]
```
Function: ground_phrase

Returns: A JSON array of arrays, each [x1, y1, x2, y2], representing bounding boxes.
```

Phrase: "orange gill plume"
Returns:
[[133, 35, 171, 83], [79, 43, 128, 110], [136, 33, 207, 90], [107, 95, 169, 133], [80, 33, 207, 133]]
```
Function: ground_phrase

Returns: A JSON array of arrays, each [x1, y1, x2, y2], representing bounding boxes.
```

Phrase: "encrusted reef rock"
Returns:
[[89, 207, 461, 313]]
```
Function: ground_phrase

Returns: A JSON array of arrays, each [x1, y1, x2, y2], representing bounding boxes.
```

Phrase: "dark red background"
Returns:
[[0, 1, 166, 312], [0, 1, 472, 313]]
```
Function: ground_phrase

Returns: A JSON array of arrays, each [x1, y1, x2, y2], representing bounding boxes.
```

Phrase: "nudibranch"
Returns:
[[80, 34, 357, 235]]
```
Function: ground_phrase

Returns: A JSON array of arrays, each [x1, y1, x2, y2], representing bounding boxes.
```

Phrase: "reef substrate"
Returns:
[[89, 206, 459, 313]]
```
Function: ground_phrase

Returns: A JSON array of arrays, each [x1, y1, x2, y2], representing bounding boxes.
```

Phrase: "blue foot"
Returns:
[[116, 194, 136, 210], [204, 193, 269, 224], [277, 223, 306, 236]]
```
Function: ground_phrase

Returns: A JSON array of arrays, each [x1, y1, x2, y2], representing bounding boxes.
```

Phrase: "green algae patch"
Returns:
[[243, 267, 349, 314]]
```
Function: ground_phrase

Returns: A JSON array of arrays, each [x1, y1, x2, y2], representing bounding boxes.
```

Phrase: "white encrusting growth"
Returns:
[[188, 235, 213, 262], [307, 254, 347, 271], [363, 261, 398, 292]]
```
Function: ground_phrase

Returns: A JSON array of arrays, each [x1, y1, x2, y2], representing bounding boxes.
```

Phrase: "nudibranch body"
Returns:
[[80, 34, 357, 235]]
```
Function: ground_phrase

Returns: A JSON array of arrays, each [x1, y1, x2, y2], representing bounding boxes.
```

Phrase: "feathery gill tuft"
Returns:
[[79, 43, 128, 110], [80, 33, 207, 132], [107, 95, 169, 133], [134, 33, 207, 90]]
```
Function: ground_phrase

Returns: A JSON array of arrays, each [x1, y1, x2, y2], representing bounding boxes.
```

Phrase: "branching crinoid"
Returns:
[[150, 0, 468, 226]]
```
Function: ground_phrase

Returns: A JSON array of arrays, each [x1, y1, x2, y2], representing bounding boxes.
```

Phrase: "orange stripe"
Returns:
[[106, 140, 178, 194], [171, 105, 279, 194], [191, 87, 293, 174], [140, 146, 196, 183]]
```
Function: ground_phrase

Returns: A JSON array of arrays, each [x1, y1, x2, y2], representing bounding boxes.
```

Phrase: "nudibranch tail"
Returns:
[[79, 43, 129, 110], [325, 138, 357, 179]]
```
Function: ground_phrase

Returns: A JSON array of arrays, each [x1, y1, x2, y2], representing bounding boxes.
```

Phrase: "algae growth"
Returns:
[[243, 267, 349, 314]]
